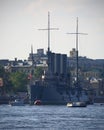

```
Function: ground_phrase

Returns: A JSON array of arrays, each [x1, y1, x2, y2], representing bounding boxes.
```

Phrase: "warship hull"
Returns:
[[29, 83, 70, 105], [29, 81, 89, 105]]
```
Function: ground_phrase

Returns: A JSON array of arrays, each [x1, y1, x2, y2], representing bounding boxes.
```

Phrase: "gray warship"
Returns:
[[29, 50, 71, 105], [28, 12, 89, 105]]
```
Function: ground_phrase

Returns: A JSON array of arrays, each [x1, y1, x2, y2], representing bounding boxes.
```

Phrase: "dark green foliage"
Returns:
[[34, 67, 44, 79], [0, 64, 28, 94], [10, 72, 28, 92], [0, 65, 44, 94], [100, 69, 104, 78], [0, 65, 13, 93], [0, 65, 5, 77]]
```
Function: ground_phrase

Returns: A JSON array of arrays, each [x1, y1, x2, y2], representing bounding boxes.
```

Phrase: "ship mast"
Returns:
[[31, 44, 34, 66], [67, 17, 87, 99], [48, 11, 50, 52], [39, 12, 59, 73]]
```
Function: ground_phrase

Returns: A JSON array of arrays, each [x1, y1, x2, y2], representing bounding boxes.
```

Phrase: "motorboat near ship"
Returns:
[[34, 100, 41, 105], [67, 101, 87, 107], [9, 99, 24, 106]]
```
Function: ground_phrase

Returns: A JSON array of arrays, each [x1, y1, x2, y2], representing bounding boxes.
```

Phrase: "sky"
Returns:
[[0, 0, 104, 60]]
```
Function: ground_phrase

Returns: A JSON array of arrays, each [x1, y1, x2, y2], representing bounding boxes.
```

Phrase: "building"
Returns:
[[37, 49, 44, 56], [70, 48, 77, 58], [28, 48, 47, 66]]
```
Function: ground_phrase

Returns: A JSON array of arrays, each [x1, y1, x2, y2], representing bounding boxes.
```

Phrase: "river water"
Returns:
[[0, 104, 104, 130]]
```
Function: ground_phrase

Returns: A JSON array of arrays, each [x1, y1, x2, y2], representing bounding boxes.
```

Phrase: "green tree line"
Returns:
[[0, 65, 44, 95], [0, 64, 104, 95]]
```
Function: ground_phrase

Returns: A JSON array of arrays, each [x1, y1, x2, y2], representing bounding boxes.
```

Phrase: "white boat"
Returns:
[[67, 101, 87, 107], [10, 99, 24, 106]]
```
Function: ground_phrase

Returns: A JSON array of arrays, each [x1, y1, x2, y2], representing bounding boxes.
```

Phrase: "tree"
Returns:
[[0, 65, 13, 94], [34, 67, 44, 79], [100, 70, 104, 78], [99, 65, 104, 79], [10, 72, 28, 92], [0, 65, 5, 77]]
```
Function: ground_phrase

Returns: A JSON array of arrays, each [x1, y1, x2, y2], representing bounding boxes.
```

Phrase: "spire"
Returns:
[[31, 44, 34, 65], [31, 44, 33, 54]]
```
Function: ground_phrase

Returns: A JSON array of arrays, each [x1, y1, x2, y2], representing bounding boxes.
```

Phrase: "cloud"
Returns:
[[23, 0, 80, 16]]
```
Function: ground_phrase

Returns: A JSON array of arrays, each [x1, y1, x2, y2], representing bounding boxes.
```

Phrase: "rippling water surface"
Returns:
[[0, 104, 104, 130]]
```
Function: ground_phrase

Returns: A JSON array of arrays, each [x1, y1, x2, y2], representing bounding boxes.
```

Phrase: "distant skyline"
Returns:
[[0, 0, 104, 60]]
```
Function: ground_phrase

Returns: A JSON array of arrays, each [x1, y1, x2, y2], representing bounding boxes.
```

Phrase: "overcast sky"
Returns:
[[0, 0, 104, 60]]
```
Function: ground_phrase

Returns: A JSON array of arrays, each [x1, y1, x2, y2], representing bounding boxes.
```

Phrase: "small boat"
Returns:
[[34, 100, 41, 105], [94, 103, 104, 106], [67, 101, 87, 107], [10, 99, 24, 106]]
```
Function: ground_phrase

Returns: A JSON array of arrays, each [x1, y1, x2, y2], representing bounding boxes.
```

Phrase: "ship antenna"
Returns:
[[31, 44, 34, 65], [67, 17, 88, 100], [48, 11, 50, 52], [38, 11, 59, 72], [31, 44, 36, 67], [30, 44, 36, 77]]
